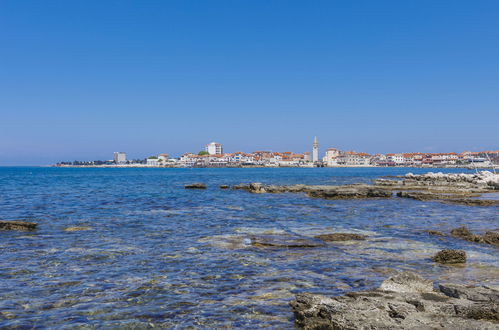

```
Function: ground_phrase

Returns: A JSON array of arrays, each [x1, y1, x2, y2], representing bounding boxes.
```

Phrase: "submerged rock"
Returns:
[[315, 233, 366, 242], [427, 230, 445, 236], [219, 184, 230, 189], [250, 234, 326, 248], [432, 249, 467, 264], [185, 183, 207, 189], [65, 227, 92, 232], [0, 220, 37, 231], [290, 271, 499, 329]]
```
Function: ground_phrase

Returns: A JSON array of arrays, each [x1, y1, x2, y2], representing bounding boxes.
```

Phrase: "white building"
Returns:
[[387, 154, 404, 165], [312, 137, 319, 162], [323, 148, 340, 166], [205, 142, 223, 155], [146, 157, 159, 166], [114, 152, 127, 164]]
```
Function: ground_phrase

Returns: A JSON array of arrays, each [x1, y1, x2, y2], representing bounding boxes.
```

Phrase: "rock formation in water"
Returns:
[[230, 171, 499, 205]]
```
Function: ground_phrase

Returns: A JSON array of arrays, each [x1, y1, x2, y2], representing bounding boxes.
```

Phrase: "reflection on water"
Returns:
[[0, 167, 498, 328]]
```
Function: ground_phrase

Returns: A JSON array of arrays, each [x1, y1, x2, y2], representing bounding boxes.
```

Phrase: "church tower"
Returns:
[[312, 137, 319, 162]]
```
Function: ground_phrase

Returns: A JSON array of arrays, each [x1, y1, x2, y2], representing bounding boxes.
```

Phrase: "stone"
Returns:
[[449, 226, 499, 246], [290, 272, 499, 329], [427, 230, 445, 236], [379, 271, 433, 293], [248, 182, 265, 193], [315, 233, 366, 242], [307, 185, 392, 199], [432, 249, 466, 264], [219, 185, 230, 189], [0, 220, 37, 231], [439, 283, 499, 302], [250, 234, 326, 248], [232, 183, 250, 190], [184, 183, 207, 189], [64, 227, 92, 231], [482, 231, 499, 246]]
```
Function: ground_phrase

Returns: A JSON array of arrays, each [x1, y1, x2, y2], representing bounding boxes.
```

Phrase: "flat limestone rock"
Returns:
[[291, 271, 499, 329], [315, 233, 366, 242], [250, 234, 326, 248], [0, 220, 37, 231]]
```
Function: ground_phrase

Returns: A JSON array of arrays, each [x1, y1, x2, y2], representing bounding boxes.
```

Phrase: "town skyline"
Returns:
[[54, 138, 499, 169]]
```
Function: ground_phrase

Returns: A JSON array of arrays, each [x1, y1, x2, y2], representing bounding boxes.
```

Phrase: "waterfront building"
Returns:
[[113, 152, 127, 164], [205, 142, 223, 155], [323, 148, 340, 166], [312, 137, 319, 162], [146, 157, 159, 166]]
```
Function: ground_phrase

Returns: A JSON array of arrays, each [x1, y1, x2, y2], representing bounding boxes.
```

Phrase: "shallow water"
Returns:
[[0, 167, 498, 328]]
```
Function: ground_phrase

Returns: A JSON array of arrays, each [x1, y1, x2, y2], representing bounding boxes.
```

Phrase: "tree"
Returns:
[[198, 151, 209, 156]]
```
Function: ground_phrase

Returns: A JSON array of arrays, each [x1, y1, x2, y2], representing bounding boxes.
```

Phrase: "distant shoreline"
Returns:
[[50, 164, 498, 170]]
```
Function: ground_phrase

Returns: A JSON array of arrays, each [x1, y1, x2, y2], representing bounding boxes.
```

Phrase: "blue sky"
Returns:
[[1, 0, 498, 165]]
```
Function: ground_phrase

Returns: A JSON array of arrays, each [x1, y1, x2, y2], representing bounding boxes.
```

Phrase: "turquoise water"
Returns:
[[0, 167, 498, 328]]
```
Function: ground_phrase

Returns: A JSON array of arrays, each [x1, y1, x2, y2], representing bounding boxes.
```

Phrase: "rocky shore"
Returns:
[[291, 271, 498, 329], [225, 171, 499, 206]]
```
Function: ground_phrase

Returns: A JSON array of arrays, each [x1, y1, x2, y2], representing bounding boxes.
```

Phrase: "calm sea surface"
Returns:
[[1, 167, 498, 328]]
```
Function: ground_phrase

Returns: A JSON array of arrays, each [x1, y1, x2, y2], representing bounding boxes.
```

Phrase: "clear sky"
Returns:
[[1, 0, 498, 165]]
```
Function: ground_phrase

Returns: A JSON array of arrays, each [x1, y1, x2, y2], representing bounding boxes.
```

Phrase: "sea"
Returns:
[[0, 167, 498, 328]]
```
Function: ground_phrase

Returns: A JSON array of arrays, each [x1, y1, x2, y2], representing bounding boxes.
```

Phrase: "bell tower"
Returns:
[[312, 137, 319, 162]]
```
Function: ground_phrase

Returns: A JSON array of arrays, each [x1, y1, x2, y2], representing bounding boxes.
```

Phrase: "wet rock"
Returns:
[[219, 184, 230, 189], [290, 271, 499, 329], [482, 231, 499, 246], [0, 220, 37, 231], [248, 182, 266, 193], [444, 198, 499, 206], [65, 227, 92, 232], [427, 230, 445, 236], [232, 183, 250, 191], [449, 226, 499, 246], [250, 234, 326, 248], [306, 185, 392, 199], [432, 249, 466, 264], [315, 233, 366, 242], [397, 190, 499, 206], [185, 183, 207, 189]]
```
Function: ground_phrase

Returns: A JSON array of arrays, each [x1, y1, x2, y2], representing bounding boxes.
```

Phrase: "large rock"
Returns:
[[0, 220, 37, 231], [432, 249, 467, 264], [290, 271, 499, 329]]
